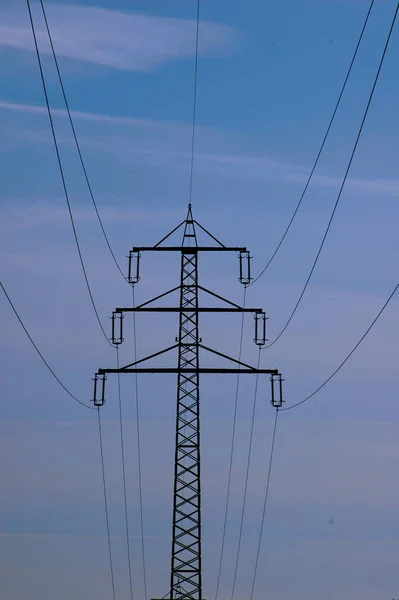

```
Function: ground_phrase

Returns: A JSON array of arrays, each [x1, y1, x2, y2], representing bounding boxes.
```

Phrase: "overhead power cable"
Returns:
[[116, 347, 134, 600], [26, 0, 112, 346], [250, 0, 375, 285], [282, 281, 399, 412], [249, 408, 279, 600], [214, 286, 247, 600], [189, 0, 200, 204], [132, 286, 148, 600], [38, 0, 126, 281], [231, 349, 262, 600], [266, 2, 398, 349], [252, 0, 376, 284], [1, 281, 94, 411], [97, 409, 117, 600]]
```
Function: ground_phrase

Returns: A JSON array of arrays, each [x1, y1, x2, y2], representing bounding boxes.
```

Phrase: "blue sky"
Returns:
[[1, 1, 399, 599]]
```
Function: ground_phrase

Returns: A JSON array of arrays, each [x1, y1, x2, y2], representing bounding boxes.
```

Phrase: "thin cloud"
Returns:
[[0, 203, 181, 231], [1, 100, 398, 196], [0, 3, 239, 71], [195, 152, 399, 196], [0, 100, 155, 127]]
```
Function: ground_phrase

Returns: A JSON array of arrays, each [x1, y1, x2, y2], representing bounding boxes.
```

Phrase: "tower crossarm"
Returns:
[[98, 367, 278, 375], [115, 282, 263, 314], [116, 307, 263, 313], [131, 246, 247, 253]]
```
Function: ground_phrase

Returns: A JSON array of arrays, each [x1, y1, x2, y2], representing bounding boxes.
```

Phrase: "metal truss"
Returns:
[[93, 204, 284, 600]]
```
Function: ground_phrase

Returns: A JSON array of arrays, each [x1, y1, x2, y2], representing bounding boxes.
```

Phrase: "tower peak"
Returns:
[[182, 203, 197, 245]]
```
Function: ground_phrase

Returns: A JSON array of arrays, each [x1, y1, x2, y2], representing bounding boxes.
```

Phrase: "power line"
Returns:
[[38, 0, 126, 281], [97, 409, 117, 600], [266, 2, 398, 349], [281, 281, 399, 412], [231, 349, 262, 600], [214, 286, 247, 600], [1, 281, 94, 411], [249, 408, 279, 600], [25, 0, 112, 346], [132, 286, 148, 600], [250, 0, 375, 285], [189, 0, 200, 204], [116, 347, 134, 600]]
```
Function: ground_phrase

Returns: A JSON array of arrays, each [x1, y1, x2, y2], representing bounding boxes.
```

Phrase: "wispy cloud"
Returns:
[[0, 203, 181, 231], [0, 3, 239, 71], [0, 100, 155, 127], [1, 99, 398, 197], [195, 152, 399, 196]]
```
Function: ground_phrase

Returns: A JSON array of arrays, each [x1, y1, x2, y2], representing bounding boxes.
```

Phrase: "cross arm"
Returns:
[[98, 367, 279, 375], [115, 307, 263, 313], [131, 246, 247, 253]]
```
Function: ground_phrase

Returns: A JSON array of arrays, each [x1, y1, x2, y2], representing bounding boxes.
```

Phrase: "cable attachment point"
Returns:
[[128, 250, 141, 285], [238, 251, 252, 285], [254, 311, 268, 346], [93, 373, 106, 407], [111, 311, 124, 345], [270, 373, 284, 408]]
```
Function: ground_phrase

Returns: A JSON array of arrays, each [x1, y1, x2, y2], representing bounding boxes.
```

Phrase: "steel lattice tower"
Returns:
[[93, 205, 284, 600], [171, 208, 202, 597]]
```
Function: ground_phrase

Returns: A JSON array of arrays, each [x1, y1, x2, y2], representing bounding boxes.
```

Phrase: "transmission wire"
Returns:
[[1, 281, 94, 411], [132, 285, 148, 600], [250, 0, 375, 285], [266, 3, 398, 349], [189, 0, 200, 205], [26, 0, 112, 346], [249, 408, 279, 600], [214, 285, 247, 600], [116, 347, 134, 600], [282, 281, 399, 412], [38, 0, 126, 281], [249, 283, 398, 588], [231, 348, 262, 600], [97, 408, 117, 600]]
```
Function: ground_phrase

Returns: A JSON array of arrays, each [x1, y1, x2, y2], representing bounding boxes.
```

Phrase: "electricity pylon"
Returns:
[[93, 205, 284, 600]]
